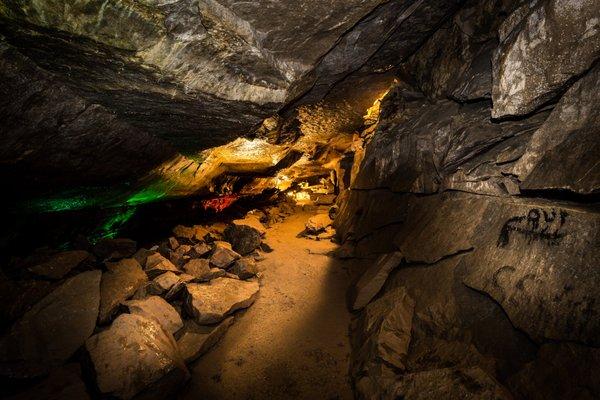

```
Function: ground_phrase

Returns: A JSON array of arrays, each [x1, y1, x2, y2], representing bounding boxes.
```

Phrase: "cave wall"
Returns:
[[335, 0, 600, 398]]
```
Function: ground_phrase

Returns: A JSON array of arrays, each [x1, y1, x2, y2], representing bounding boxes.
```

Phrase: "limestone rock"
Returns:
[[183, 259, 211, 280], [93, 238, 136, 261], [224, 224, 262, 255], [184, 277, 259, 324], [513, 63, 600, 194], [230, 258, 258, 280], [99, 258, 147, 324], [492, 0, 600, 117], [0, 271, 101, 378], [177, 317, 234, 363], [86, 313, 188, 400], [306, 213, 333, 234], [350, 252, 403, 310], [153, 271, 182, 293], [28, 250, 90, 280], [123, 296, 183, 335], [209, 243, 241, 269], [145, 252, 180, 279]]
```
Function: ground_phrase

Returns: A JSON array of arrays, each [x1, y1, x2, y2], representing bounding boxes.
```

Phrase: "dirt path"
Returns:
[[179, 211, 354, 400]]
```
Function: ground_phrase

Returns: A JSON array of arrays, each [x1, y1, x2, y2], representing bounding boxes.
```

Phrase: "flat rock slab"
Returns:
[[209, 245, 241, 269], [99, 258, 147, 324], [123, 296, 183, 335], [145, 253, 180, 279], [0, 270, 101, 378], [230, 258, 258, 280], [184, 277, 259, 324], [350, 252, 403, 310], [183, 259, 211, 280], [28, 250, 90, 280], [177, 317, 235, 364], [306, 213, 333, 233], [86, 313, 188, 400]]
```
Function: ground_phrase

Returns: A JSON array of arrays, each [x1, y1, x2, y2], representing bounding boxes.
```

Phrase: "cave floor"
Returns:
[[179, 211, 355, 400]]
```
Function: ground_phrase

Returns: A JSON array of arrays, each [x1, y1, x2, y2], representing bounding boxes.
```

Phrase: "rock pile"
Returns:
[[0, 212, 270, 399]]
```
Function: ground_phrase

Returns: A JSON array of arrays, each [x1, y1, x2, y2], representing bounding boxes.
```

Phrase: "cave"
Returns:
[[1, 0, 599, 399]]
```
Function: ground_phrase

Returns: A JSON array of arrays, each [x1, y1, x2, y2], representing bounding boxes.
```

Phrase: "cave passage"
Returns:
[[1, 0, 599, 399]]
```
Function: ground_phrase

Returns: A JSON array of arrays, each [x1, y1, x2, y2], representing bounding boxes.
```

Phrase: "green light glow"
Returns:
[[95, 207, 137, 240]]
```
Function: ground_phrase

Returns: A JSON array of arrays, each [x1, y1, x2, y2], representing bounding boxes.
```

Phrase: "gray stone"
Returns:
[[86, 313, 188, 400], [98, 258, 147, 324], [28, 250, 90, 280], [0, 271, 101, 378], [123, 296, 183, 335], [184, 277, 259, 324], [177, 317, 234, 363], [492, 0, 600, 117], [350, 252, 403, 310]]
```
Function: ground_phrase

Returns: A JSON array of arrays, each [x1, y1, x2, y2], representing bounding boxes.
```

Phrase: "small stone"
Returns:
[[133, 248, 153, 266], [190, 243, 211, 258], [123, 296, 183, 335], [99, 258, 147, 324], [28, 250, 90, 280], [92, 238, 136, 261], [224, 224, 262, 255], [184, 277, 259, 324], [145, 253, 179, 279], [183, 259, 211, 280], [168, 237, 179, 250], [172, 225, 196, 242], [230, 258, 258, 280], [192, 225, 210, 242], [209, 244, 241, 269], [85, 313, 188, 399], [177, 317, 234, 363], [259, 242, 273, 253], [153, 271, 181, 293]]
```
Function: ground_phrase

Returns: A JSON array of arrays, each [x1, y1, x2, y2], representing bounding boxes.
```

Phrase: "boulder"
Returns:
[[192, 225, 210, 242], [190, 243, 211, 258], [98, 258, 147, 324], [172, 225, 196, 242], [28, 250, 90, 280], [209, 243, 241, 269], [184, 277, 259, 324], [177, 317, 234, 364], [492, 0, 600, 117], [306, 213, 333, 234], [92, 238, 136, 261], [145, 253, 180, 279], [133, 248, 154, 266], [123, 296, 183, 335], [85, 313, 188, 400], [168, 237, 179, 250], [153, 271, 182, 293], [6, 363, 90, 400], [0, 278, 53, 327], [230, 258, 258, 280], [182, 259, 211, 280], [232, 215, 267, 236], [224, 224, 262, 255], [350, 252, 403, 310], [0, 271, 101, 378]]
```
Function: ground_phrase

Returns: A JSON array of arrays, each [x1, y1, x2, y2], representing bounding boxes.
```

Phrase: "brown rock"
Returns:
[[92, 238, 136, 260], [350, 252, 403, 310], [177, 317, 234, 363], [123, 296, 183, 335], [153, 271, 181, 293], [209, 244, 241, 269], [98, 258, 147, 324], [184, 277, 259, 324], [28, 250, 90, 280], [0, 271, 101, 378], [145, 253, 179, 279], [224, 224, 262, 255], [306, 213, 332, 233], [6, 363, 90, 400], [86, 313, 188, 399], [230, 258, 258, 280], [183, 259, 211, 280]]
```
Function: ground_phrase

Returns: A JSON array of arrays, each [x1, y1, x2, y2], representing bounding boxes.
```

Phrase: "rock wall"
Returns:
[[336, 1, 600, 398]]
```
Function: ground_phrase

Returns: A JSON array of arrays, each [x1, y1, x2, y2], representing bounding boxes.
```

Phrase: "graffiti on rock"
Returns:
[[497, 208, 568, 247]]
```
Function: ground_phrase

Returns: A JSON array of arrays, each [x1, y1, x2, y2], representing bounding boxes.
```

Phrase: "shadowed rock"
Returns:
[[145, 252, 180, 279], [123, 296, 183, 335], [28, 250, 90, 280], [0, 271, 101, 378], [224, 224, 262, 255], [5, 363, 90, 400], [93, 238, 137, 261], [350, 252, 403, 310], [98, 258, 147, 324], [177, 317, 235, 364], [230, 258, 258, 280], [209, 243, 241, 269]]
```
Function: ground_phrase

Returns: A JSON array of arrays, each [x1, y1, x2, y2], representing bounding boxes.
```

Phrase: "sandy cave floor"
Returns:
[[179, 211, 360, 400]]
